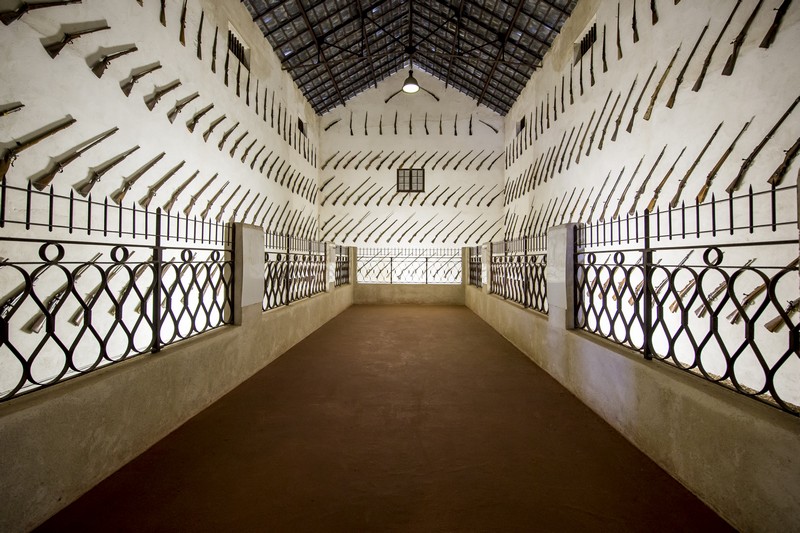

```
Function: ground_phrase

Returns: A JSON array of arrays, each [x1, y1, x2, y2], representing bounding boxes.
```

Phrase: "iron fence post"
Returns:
[[425, 256, 429, 284], [390, 256, 393, 284], [285, 234, 290, 306], [152, 208, 163, 353], [643, 212, 653, 360]]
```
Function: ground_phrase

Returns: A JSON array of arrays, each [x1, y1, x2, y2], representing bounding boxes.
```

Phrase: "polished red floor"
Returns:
[[39, 305, 733, 532]]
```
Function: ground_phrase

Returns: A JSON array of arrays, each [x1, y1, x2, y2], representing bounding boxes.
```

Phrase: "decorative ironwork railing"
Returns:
[[0, 181, 233, 402], [468, 246, 482, 288], [489, 235, 548, 314], [356, 248, 462, 284], [263, 232, 326, 310], [334, 245, 351, 287], [574, 185, 800, 415]]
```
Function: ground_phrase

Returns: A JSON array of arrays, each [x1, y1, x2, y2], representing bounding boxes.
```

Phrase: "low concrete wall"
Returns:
[[354, 283, 465, 305], [0, 286, 353, 533], [465, 285, 800, 533]]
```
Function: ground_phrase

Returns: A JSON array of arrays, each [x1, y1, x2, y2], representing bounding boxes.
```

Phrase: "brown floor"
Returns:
[[38, 305, 733, 532]]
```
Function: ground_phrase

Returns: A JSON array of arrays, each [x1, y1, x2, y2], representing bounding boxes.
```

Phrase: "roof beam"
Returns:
[[293, 0, 346, 108], [443, 0, 465, 88], [476, 0, 525, 109], [358, 0, 379, 89]]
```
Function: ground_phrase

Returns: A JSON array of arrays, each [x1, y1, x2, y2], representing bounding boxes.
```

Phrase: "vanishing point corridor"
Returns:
[[39, 306, 731, 532]]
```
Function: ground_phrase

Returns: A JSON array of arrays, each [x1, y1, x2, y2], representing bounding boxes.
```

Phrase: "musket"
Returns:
[[585, 90, 613, 158], [0, 263, 46, 319], [279, 166, 291, 187], [0, 115, 76, 182], [340, 178, 369, 206], [111, 151, 165, 204], [342, 212, 372, 242], [487, 153, 504, 171], [375, 219, 400, 243], [74, 145, 140, 197], [475, 151, 495, 171], [24, 253, 102, 334], [666, 22, 709, 109], [91, 45, 138, 78], [166, 92, 200, 123], [760, 0, 791, 48], [474, 185, 497, 207], [563, 123, 583, 173], [722, 0, 765, 76], [352, 151, 372, 170], [399, 150, 418, 169], [557, 127, 577, 175], [241, 193, 261, 223], [442, 186, 463, 206], [265, 156, 281, 181], [342, 150, 362, 169], [216, 122, 239, 150], [545, 131, 566, 183], [405, 215, 436, 242], [568, 188, 586, 222], [0, 102, 24, 117], [626, 63, 657, 134], [670, 122, 722, 208], [697, 118, 752, 203], [431, 186, 451, 207], [409, 151, 427, 168], [228, 131, 248, 158], [560, 187, 578, 224], [353, 183, 377, 206], [321, 183, 344, 206], [599, 168, 626, 221], [616, 2, 623, 59], [69, 252, 137, 326], [323, 215, 349, 241], [364, 186, 384, 206], [376, 187, 393, 206], [764, 297, 800, 332], [331, 185, 351, 206], [578, 186, 595, 223], [464, 150, 486, 171], [693, 258, 756, 317], [120, 63, 162, 96], [569, 65, 574, 106], [44, 23, 110, 58], [632, 0, 639, 42], [598, 92, 621, 151], [267, 202, 287, 233], [1, 0, 81, 25], [444, 218, 470, 243], [767, 135, 800, 187], [32, 127, 118, 190], [387, 214, 414, 243], [162, 170, 198, 213], [183, 173, 217, 216], [196, 10, 204, 59], [279, 209, 297, 236], [466, 185, 485, 207], [727, 95, 799, 193], [159, 0, 166, 25], [416, 185, 439, 207], [138, 160, 184, 209], [575, 111, 596, 165], [199, 181, 229, 220], [609, 78, 637, 144], [321, 214, 337, 232], [401, 191, 420, 207], [319, 174, 336, 193], [210, 26, 218, 72], [225, 188, 249, 223], [419, 151, 438, 169], [363, 213, 394, 242], [669, 277, 701, 313], [646, 147, 687, 212], [364, 152, 382, 170], [375, 150, 395, 171], [432, 215, 461, 243], [454, 113, 459, 136], [477, 220, 503, 244], [693, 2, 741, 92], [627, 146, 667, 215], [421, 213, 457, 243], [453, 150, 474, 171], [186, 103, 214, 132], [201, 115, 225, 142], [179, 0, 188, 44], [486, 190, 503, 207], [246, 144, 263, 166], [144, 80, 182, 111], [644, 46, 681, 121], [587, 172, 611, 222], [465, 218, 493, 244], [431, 151, 450, 171], [321, 150, 340, 171]]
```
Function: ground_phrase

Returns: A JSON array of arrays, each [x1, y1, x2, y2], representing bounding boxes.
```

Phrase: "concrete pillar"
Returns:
[[481, 243, 491, 293], [461, 248, 470, 286], [546, 224, 577, 330], [234, 223, 266, 326], [325, 243, 336, 292]]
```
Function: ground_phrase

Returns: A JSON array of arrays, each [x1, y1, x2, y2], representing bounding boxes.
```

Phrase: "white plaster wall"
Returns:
[[318, 69, 505, 247]]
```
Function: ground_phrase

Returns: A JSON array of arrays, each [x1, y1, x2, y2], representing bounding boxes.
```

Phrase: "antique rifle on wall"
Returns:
[[32, 127, 118, 190], [626, 62, 657, 133], [568, 188, 586, 223], [670, 122, 722, 208], [214, 184, 241, 222], [201, 115, 225, 142], [196, 10, 204, 59], [693, 258, 756, 318], [612, 76, 637, 142], [69, 252, 137, 326], [644, 45, 680, 120], [138, 160, 184, 209], [74, 145, 140, 197], [577, 186, 594, 223], [666, 22, 709, 109], [575, 111, 596, 166], [159, 0, 166, 26], [693, 1, 741, 92], [144, 80, 182, 111], [199, 181, 228, 220], [186, 103, 214, 132], [760, 0, 792, 48], [587, 171, 612, 223], [210, 26, 218, 72], [228, 190, 251, 223], [162, 170, 198, 213], [390, 151, 409, 170], [598, 167, 626, 221], [178, 0, 187, 45], [616, 2, 623, 59], [44, 23, 110, 58], [0, 0, 81, 25], [767, 135, 800, 187], [628, 145, 666, 215], [646, 147, 686, 212], [216, 122, 239, 150], [696, 118, 752, 203], [121, 64, 162, 97], [650, 0, 658, 24], [727, 95, 799, 193], [722, 0, 765, 76], [587, 91, 613, 157], [183, 173, 217, 216], [475, 151, 495, 171], [0, 115, 76, 182], [632, 0, 639, 42], [111, 152, 164, 204], [364, 186, 384, 206], [166, 92, 200, 123], [612, 156, 644, 220], [0, 102, 24, 117], [598, 92, 621, 151], [91, 45, 138, 78], [764, 297, 800, 332], [321, 151, 339, 171]]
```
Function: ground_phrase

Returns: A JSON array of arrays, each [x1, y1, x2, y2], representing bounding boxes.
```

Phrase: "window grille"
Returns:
[[397, 168, 424, 192], [574, 22, 597, 64], [228, 29, 250, 69]]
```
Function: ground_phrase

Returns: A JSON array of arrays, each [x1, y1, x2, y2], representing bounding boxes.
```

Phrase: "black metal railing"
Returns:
[[263, 232, 326, 310], [356, 248, 462, 284], [489, 235, 548, 314], [574, 185, 800, 415], [0, 181, 233, 402], [468, 246, 482, 288], [335, 245, 351, 287]]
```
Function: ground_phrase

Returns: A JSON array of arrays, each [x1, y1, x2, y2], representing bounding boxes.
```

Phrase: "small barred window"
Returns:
[[397, 168, 425, 192]]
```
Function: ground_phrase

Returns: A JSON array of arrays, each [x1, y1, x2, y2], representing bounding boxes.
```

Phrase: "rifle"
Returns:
[[760, 0, 792, 48], [319, 176, 336, 192], [162, 170, 198, 213], [198, 181, 228, 220], [111, 151, 165, 204], [364, 186, 384, 206], [666, 22, 709, 109], [0, 102, 24, 117], [487, 153, 503, 171], [1, 0, 81, 25], [166, 92, 200, 123], [767, 134, 800, 187], [669, 277, 699, 313], [639, 252, 694, 307], [598, 167, 626, 221], [453, 185, 475, 208], [623, 65, 657, 134], [764, 297, 800, 332], [643, 46, 681, 121], [646, 147, 686, 213], [228, 131, 248, 158], [628, 145, 667, 215], [441, 186, 462, 207], [612, 156, 645, 220], [387, 214, 414, 242], [32, 127, 118, 190], [587, 171, 612, 222], [267, 202, 288, 234], [268, 159, 283, 182], [24, 253, 102, 334], [453, 150, 473, 171], [578, 186, 595, 223], [44, 23, 110, 58], [727, 95, 799, 193], [120, 63, 162, 96], [362, 213, 394, 242], [575, 111, 596, 165], [320, 183, 343, 206], [138, 160, 184, 209], [201, 115, 225, 142], [196, 10, 204, 59], [475, 185, 497, 207], [210, 26, 218, 72], [722, 0, 765, 76], [69, 252, 137, 325], [399, 150, 417, 169], [216, 185, 243, 222], [144, 80, 182, 111], [403, 215, 435, 242], [159, 0, 166, 25], [0, 262, 45, 319], [611, 77, 637, 142], [342, 212, 372, 242], [183, 173, 217, 216], [241, 193, 261, 223], [353, 183, 377, 206], [559, 187, 578, 225], [186, 103, 214, 132], [243, 142, 260, 165], [697, 118, 752, 203], [91, 45, 138, 78], [431, 151, 450, 171], [669, 122, 722, 208], [74, 145, 140, 197], [431, 186, 451, 207], [217, 122, 239, 151], [332, 150, 353, 170], [331, 185, 351, 207], [179, 0, 188, 45], [400, 190, 419, 207], [568, 188, 585, 223], [0, 115, 76, 182], [693, 258, 756, 317], [418, 151, 438, 169], [486, 190, 503, 207], [475, 151, 495, 171], [601, 24, 608, 73], [616, 2, 623, 59], [693, 2, 742, 92], [364, 152, 382, 170], [632, 0, 639, 42], [598, 92, 621, 151], [352, 151, 372, 170], [340, 178, 369, 206], [465, 150, 485, 171], [321, 151, 339, 171], [558, 127, 577, 174]]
